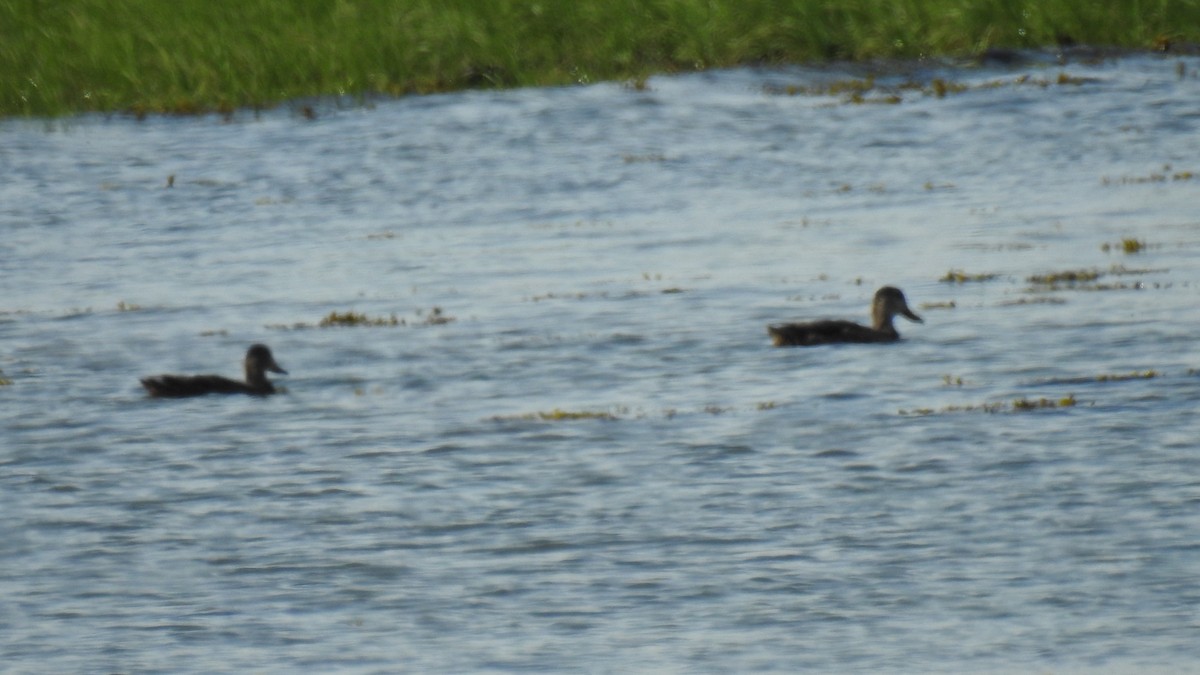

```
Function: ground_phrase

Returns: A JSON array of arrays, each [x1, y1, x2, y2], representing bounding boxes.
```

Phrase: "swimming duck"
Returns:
[[768, 286, 923, 347], [140, 344, 287, 397]]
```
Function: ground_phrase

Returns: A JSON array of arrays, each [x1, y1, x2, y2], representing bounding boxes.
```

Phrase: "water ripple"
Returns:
[[4, 54, 1200, 672]]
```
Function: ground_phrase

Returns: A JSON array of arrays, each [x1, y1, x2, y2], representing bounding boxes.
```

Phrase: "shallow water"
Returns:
[[3, 51, 1200, 672]]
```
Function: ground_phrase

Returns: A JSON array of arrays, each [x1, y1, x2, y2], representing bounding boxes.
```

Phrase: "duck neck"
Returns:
[[245, 365, 271, 390], [871, 309, 898, 336]]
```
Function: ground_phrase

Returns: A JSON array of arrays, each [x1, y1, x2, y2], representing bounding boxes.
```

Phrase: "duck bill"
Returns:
[[267, 360, 288, 375], [901, 306, 923, 323]]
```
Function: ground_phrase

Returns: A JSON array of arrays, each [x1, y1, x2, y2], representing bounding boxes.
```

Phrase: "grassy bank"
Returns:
[[2, 0, 1195, 117]]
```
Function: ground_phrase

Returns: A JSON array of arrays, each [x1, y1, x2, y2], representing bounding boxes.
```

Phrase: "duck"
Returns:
[[768, 286, 923, 347], [140, 344, 287, 397]]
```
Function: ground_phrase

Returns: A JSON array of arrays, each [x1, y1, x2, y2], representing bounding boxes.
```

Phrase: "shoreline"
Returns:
[[4, 0, 1199, 118]]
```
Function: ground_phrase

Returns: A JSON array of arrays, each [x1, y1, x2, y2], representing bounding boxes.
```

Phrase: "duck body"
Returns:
[[767, 319, 901, 346], [141, 344, 287, 398], [768, 286, 922, 347], [139, 374, 278, 397]]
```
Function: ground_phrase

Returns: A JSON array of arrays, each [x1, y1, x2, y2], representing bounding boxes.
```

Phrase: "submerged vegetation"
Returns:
[[4, 0, 1199, 116]]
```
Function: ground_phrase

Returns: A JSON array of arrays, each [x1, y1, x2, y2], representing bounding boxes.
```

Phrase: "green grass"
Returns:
[[3, 0, 1195, 117]]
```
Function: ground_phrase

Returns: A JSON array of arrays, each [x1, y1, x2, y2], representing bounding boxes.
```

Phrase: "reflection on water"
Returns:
[[3, 52, 1200, 672]]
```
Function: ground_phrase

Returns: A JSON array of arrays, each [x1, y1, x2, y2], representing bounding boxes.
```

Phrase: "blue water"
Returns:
[[3, 52, 1200, 672]]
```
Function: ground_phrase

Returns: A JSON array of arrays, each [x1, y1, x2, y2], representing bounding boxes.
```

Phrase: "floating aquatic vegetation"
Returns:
[[1012, 395, 1077, 411], [846, 92, 902, 105], [1108, 263, 1168, 276], [900, 394, 1077, 416], [920, 301, 957, 310], [1022, 264, 1171, 290], [115, 300, 143, 312], [1032, 370, 1160, 386], [527, 288, 686, 302], [1023, 262, 1169, 293], [528, 291, 590, 302], [940, 269, 999, 283], [268, 307, 454, 330], [539, 409, 617, 421], [492, 401, 786, 422], [1055, 73, 1088, 85], [958, 242, 1034, 251], [0, 370, 13, 386], [492, 408, 621, 422], [900, 402, 1005, 416], [928, 78, 969, 97], [764, 71, 1095, 106], [319, 311, 401, 327], [1102, 165, 1195, 185], [942, 375, 965, 387], [1033, 281, 1153, 292], [766, 77, 873, 97], [1100, 238, 1147, 253], [1027, 269, 1100, 285], [763, 77, 893, 104], [998, 296, 1068, 305], [1097, 370, 1159, 381], [804, 181, 887, 194]]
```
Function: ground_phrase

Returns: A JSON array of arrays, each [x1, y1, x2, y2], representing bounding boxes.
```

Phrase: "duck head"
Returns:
[[871, 286, 923, 332], [244, 343, 287, 387]]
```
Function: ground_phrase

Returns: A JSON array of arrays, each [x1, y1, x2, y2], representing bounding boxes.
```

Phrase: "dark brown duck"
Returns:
[[140, 344, 287, 397], [768, 286, 923, 347]]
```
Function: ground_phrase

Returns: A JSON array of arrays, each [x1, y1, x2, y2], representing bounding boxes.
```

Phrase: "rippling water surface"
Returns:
[[4, 52, 1200, 672]]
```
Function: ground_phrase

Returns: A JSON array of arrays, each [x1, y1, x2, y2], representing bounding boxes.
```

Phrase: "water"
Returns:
[[3, 51, 1200, 672]]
